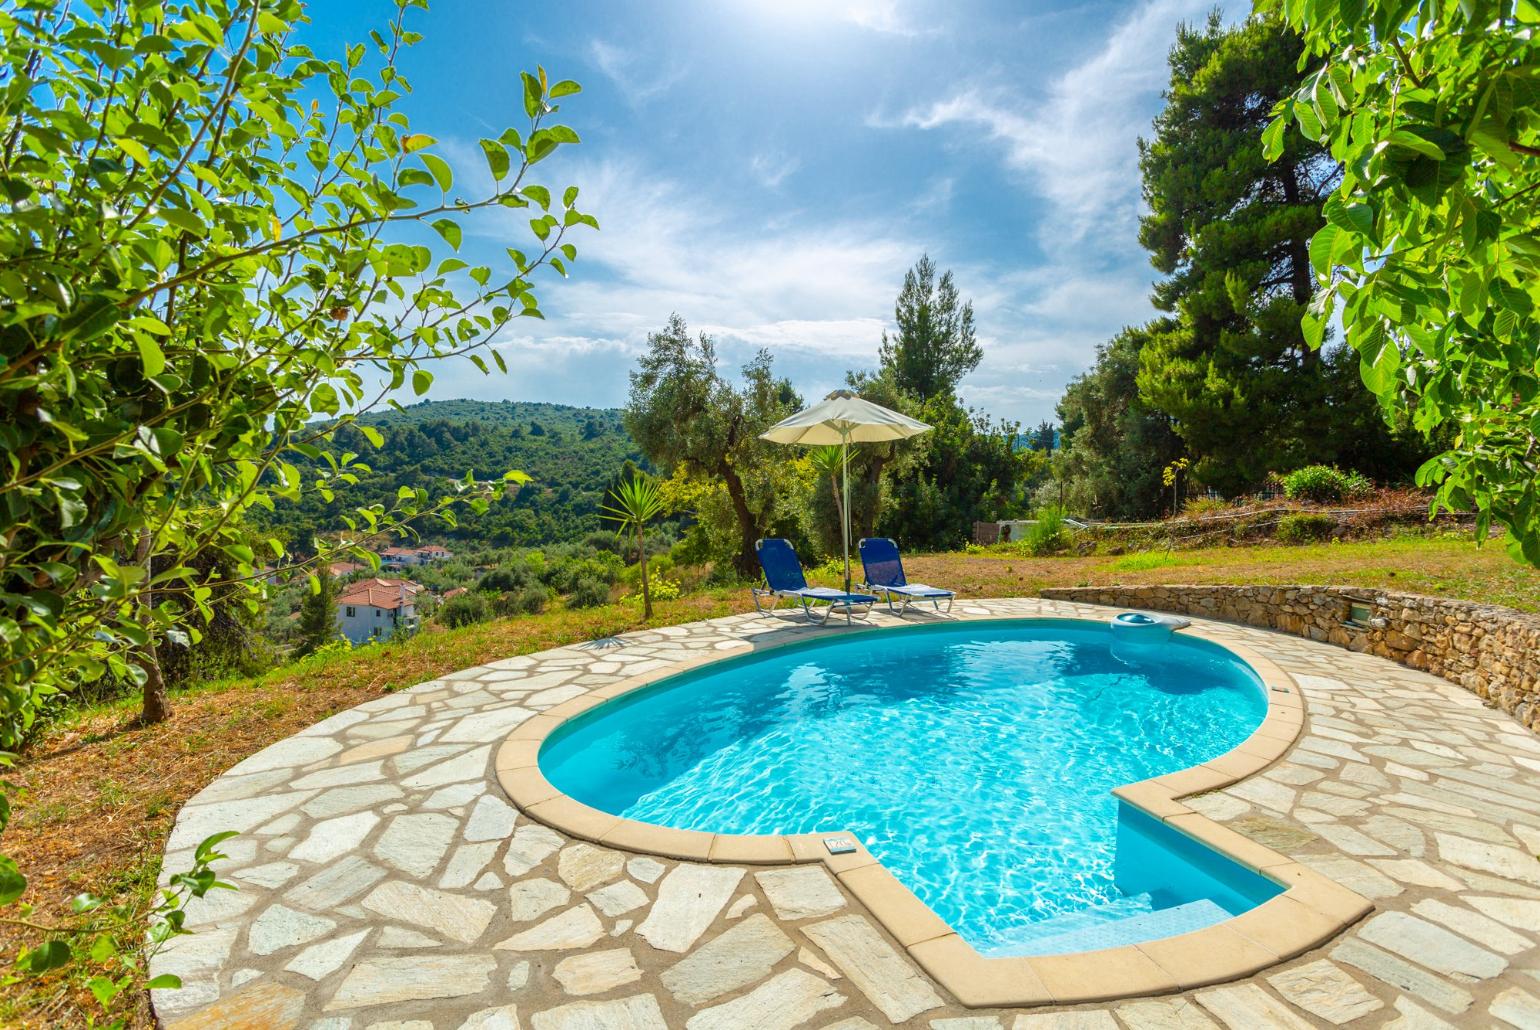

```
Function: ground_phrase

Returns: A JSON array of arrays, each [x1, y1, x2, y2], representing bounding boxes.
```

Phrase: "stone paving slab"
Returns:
[[150, 599, 1540, 1029]]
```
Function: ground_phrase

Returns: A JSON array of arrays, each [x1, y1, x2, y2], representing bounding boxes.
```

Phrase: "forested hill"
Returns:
[[258, 399, 649, 549]]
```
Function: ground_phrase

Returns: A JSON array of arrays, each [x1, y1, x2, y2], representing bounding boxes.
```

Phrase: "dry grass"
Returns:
[[5, 533, 1536, 1024]]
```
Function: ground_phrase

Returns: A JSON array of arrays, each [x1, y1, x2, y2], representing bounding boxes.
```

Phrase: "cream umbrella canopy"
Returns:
[[761, 390, 932, 596]]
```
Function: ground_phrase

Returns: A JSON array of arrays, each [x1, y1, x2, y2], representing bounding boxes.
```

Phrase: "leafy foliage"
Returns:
[[0, 0, 590, 1002], [4, 831, 236, 1027], [1281, 465, 1373, 504], [1261, 0, 1540, 564], [1055, 324, 1186, 518], [0, 0, 590, 737]]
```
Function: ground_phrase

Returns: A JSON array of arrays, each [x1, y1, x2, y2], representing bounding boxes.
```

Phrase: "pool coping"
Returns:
[[493, 610, 1374, 1008]]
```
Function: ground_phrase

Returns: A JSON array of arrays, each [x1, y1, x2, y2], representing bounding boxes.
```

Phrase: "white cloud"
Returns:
[[875, 0, 1218, 244], [749, 151, 801, 190], [840, 0, 932, 37], [588, 40, 686, 105], [428, 149, 1162, 423]]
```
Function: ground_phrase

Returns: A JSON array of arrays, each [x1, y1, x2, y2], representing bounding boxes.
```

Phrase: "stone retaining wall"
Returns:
[[1038, 584, 1540, 732]]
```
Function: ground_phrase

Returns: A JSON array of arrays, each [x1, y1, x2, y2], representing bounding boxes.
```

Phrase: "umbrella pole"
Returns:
[[842, 435, 852, 625]]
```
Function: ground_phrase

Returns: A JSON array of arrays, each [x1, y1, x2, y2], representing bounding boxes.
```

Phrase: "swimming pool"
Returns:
[[539, 618, 1283, 955]]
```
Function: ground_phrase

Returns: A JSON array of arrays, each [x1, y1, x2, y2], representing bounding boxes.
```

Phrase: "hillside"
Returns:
[[256, 399, 650, 548]]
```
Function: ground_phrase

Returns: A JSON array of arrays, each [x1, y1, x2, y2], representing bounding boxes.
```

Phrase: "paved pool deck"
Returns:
[[150, 598, 1540, 1029]]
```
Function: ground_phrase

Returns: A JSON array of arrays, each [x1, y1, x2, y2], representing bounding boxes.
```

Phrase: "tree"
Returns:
[[1261, 0, 1540, 563], [1134, 14, 1416, 493], [879, 397, 1035, 550], [878, 255, 982, 403], [296, 563, 339, 657], [0, 1, 590, 999], [1032, 421, 1057, 453], [0, 0, 591, 741], [1056, 324, 1186, 518], [601, 471, 665, 619], [624, 316, 800, 576]]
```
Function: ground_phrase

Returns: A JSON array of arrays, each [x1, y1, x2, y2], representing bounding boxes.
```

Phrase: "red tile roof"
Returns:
[[337, 578, 423, 611]]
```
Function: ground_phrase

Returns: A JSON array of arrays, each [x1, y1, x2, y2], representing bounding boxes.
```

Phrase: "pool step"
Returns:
[[984, 896, 1233, 956]]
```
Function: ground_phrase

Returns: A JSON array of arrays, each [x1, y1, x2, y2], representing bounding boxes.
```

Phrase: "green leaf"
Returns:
[[1386, 128, 1445, 160], [137, 336, 167, 377], [146, 974, 183, 991], [479, 139, 509, 180], [114, 136, 152, 165], [0, 856, 25, 905], [358, 425, 385, 448], [430, 218, 461, 250], [402, 133, 436, 153], [419, 153, 453, 193], [550, 80, 581, 98], [412, 369, 432, 395]]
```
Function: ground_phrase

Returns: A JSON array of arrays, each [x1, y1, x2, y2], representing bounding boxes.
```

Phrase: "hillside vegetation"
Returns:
[[254, 399, 650, 549]]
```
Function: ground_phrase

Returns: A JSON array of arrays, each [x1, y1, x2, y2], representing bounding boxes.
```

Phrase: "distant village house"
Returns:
[[335, 578, 423, 644], [381, 544, 454, 569]]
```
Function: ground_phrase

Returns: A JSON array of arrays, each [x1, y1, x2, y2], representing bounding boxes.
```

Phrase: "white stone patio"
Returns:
[[150, 598, 1540, 1029]]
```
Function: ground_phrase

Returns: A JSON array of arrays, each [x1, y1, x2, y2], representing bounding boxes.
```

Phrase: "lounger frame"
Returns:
[[751, 586, 876, 625]]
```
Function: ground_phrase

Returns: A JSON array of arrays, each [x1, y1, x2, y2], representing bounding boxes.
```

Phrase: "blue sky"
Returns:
[[307, 0, 1238, 426]]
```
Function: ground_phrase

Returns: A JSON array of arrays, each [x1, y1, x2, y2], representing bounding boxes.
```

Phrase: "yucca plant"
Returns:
[[602, 472, 666, 619], [808, 445, 847, 538]]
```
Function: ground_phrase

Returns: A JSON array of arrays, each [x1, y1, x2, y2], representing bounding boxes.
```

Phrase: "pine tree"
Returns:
[[878, 255, 982, 404], [296, 562, 339, 657], [1133, 14, 1414, 492]]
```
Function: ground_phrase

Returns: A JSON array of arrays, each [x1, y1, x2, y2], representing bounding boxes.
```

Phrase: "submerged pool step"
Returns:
[[986, 896, 1233, 957]]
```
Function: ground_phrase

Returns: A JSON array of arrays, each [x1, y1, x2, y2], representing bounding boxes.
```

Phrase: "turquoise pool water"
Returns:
[[540, 619, 1281, 955]]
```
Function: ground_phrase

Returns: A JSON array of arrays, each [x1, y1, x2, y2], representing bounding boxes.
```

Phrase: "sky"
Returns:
[[305, 0, 1241, 427]]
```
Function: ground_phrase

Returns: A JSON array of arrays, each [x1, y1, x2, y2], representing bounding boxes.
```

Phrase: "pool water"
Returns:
[[540, 619, 1280, 955]]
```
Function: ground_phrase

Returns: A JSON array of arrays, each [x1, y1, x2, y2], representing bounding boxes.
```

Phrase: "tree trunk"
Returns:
[[134, 528, 171, 725], [637, 523, 651, 620], [139, 643, 171, 725], [721, 464, 759, 579]]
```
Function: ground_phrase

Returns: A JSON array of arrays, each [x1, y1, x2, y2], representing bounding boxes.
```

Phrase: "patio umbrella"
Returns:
[[761, 391, 932, 596]]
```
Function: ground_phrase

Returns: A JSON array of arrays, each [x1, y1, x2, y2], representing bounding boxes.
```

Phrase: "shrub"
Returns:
[[512, 584, 551, 614], [1021, 506, 1069, 556], [1281, 465, 1374, 503], [439, 592, 492, 628], [625, 572, 681, 606], [1277, 512, 1337, 543], [1182, 496, 1231, 518], [567, 576, 612, 609]]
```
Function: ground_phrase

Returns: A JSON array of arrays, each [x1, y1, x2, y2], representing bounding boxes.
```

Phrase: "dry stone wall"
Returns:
[[1039, 584, 1540, 733]]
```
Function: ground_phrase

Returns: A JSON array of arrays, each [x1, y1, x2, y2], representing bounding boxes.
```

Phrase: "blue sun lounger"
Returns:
[[858, 537, 955, 615], [752, 538, 876, 625]]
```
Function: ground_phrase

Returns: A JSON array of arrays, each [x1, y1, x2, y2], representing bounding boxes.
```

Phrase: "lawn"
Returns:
[[4, 533, 1535, 1025]]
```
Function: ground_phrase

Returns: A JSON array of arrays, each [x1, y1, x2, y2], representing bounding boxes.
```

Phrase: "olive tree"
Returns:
[[1262, 0, 1540, 562]]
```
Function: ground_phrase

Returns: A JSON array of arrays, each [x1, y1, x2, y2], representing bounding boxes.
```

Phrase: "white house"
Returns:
[[380, 545, 453, 569], [335, 578, 423, 644]]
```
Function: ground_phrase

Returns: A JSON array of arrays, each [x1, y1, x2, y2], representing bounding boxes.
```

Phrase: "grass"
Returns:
[[5, 532, 1537, 1025]]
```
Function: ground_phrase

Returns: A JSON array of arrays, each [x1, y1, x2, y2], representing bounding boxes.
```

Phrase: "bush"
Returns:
[[625, 571, 681, 606], [567, 576, 611, 609], [1182, 496, 1231, 518], [1277, 512, 1337, 543], [439, 592, 492, 628], [1020, 506, 1069, 556], [511, 584, 551, 614], [1281, 465, 1374, 503]]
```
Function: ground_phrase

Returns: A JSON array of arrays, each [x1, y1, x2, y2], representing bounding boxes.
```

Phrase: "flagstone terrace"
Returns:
[[149, 599, 1540, 1029]]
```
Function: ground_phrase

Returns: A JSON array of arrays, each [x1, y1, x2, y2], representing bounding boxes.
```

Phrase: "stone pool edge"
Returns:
[[494, 610, 1374, 1009]]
